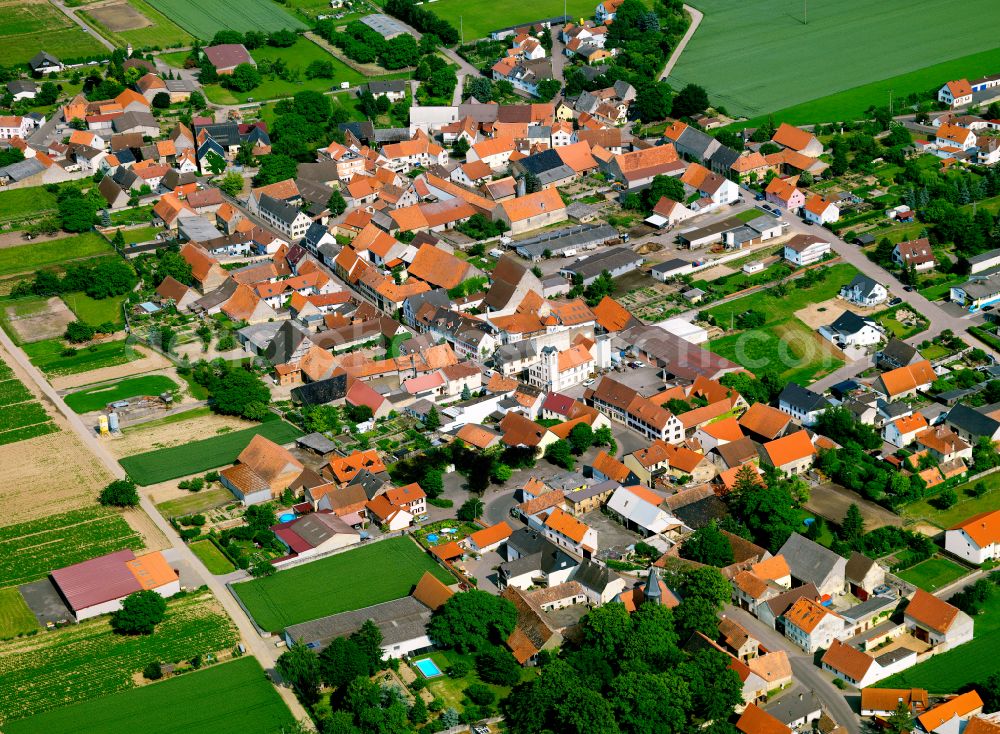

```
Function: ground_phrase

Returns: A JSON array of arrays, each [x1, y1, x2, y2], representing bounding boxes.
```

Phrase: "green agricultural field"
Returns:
[[156, 486, 233, 518], [897, 556, 969, 592], [0, 588, 39, 640], [0, 186, 59, 227], [0, 1, 107, 65], [0, 590, 239, 723], [671, 0, 1000, 119], [902, 472, 1000, 529], [61, 292, 125, 328], [79, 0, 193, 50], [0, 233, 112, 278], [190, 540, 237, 575], [880, 593, 1000, 693], [0, 507, 143, 587], [0, 358, 58, 446], [426, 0, 599, 40], [234, 536, 454, 631], [120, 419, 304, 485], [4, 657, 294, 734], [200, 38, 403, 105], [23, 339, 139, 377], [64, 375, 178, 413], [704, 263, 857, 384], [145, 0, 305, 39]]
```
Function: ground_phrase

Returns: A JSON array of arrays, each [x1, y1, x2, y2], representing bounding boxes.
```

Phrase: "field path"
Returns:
[[48, 0, 116, 52], [659, 4, 703, 81], [0, 326, 314, 727]]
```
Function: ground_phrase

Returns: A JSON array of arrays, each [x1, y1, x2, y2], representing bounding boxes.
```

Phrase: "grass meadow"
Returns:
[[0, 233, 111, 279], [145, 0, 305, 39], [3, 657, 292, 734], [23, 338, 139, 377], [61, 292, 126, 328], [897, 556, 970, 593], [119, 418, 303, 485], [0, 1, 107, 64], [64, 375, 178, 413], [704, 263, 856, 384], [0, 588, 40, 639], [234, 536, 453, 631], [672, 0, 1000, 119]]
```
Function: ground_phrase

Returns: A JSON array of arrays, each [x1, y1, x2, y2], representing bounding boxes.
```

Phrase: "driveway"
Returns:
[[19, 579, 74, 627], [723, 606, 861, 734], [462, 550, 503, 592]]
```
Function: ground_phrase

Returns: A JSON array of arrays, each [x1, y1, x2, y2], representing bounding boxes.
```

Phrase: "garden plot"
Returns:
[[108, 410, 255, 459], [3, 297, 75, 343], [793, 297, 882, 330], [88, 2, 151, 31]]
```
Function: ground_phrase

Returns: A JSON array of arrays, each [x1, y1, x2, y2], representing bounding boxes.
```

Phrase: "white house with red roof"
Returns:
[[271, 511, 361, 560], [946, 509, 1000, 565], [892, 237, 936, 272], [938, 79, 974, 108], [802, 195, 839, 225]]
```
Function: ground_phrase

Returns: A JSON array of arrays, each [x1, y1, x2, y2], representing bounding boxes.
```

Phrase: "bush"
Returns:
[[428, 497, 453, 508], [464, 683, 496, 706], [65, 320, 95, 343], [475, 646, 521, 686], [143, 661, 163, 680], [111, 589, 167, 635], [99, 478, 140, 507], [447, 660, 470, 678]]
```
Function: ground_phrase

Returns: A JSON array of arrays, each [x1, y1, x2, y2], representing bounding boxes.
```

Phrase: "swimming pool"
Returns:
[[412, 657, 443, 678], [279, 512, 296, 523]]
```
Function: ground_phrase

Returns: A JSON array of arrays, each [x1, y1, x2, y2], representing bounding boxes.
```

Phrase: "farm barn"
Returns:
[[50, 549, 180, 620]]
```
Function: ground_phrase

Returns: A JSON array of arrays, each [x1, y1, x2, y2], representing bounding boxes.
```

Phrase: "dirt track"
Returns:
[[107, 411, 258, 459]]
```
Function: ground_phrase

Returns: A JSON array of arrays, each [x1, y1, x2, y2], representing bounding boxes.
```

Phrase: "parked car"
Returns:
[[888, 297, 902, 306], [755, 193, 765, 201], [903, 285, 914, 292]]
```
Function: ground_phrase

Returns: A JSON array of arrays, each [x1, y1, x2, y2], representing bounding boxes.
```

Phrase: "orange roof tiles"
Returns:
[[499, 187, 565, 223], [468, 521, 513, 550], [126, 552, 177, 590], [737, 704, 792, 734], [221, 283, 263, 321], [412, 571, 454, 610], [804, 194, 836, 216], [784, 597, 836, 633], [763, 431, 815, 468], [557, 343, 593, 372], [592, 296, 633, 332], [733, 570, 770, 600], [950, 509, 1000, 548], [892, 413, 928, 435], [408, 243, 469, 290], [543, 507, 591, 544], [739, 403, 792, 440], [555, 140, 597, 172], [623, 484, 664, 507], [772, 123, 816, 152], [325, 449, 385, 484], [430, 540, 464, 561], [918, 691, 983, 732], [591, 450, 632, 483], [821, 639, 874, 682], [878, 359, 936, 397], [751, 555, 790, 581], [860, 688, 928, 714], [905, 588, 961, 635]]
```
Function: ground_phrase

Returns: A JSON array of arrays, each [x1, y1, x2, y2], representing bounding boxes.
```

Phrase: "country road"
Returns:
[[660, 4, 703, 81], [0, 328, 312, 726], [50, 0, 115, 52]]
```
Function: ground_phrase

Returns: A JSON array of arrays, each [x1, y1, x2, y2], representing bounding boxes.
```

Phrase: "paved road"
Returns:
[[723, 606, 861, 734], [0, 329, 312, 725], [659, 4, 703, 81], [51, 0, 116, 52], [549, 27, 567, 83]]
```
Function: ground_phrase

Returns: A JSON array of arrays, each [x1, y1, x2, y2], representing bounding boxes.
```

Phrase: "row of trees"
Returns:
[[12, 257, 136, 302], [187, 359, 271, 421], [320, 20, 423, 70], [384, 0, 459, 46]]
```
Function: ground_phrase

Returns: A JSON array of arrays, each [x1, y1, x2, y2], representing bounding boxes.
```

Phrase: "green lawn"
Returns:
[[902, 472, 1000, 529], [880, 592, 1000, 693], [0, 507, 143, 588], [145, 0, 305, 38], [421, 649, 536, 715], [676, 0, 1000, 120], [201, 38, 405, 104], [920, 344, 951, 361], [112, 226, 161, 245], [4, 657, 292, 734], [897, 556, 969, 592], [0, 186, 59, 227], [0, 233, 112, 278], [23, 339, 139, 377], [0, 2, 107, 65], [64, 375, 178, 413], [919, 278, 964, 302], [704, 263, 856, 384], [0, 591, 239, 723], [427, 0, 601, 40], [871, 306, 929, 340], [234, 536, 454, 631], [120, 419, 304, 485], [189, 540, 237, 575], [0, 588, 40, 640], [156, 486, 234, 518], [61, 292, 125, 328]]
